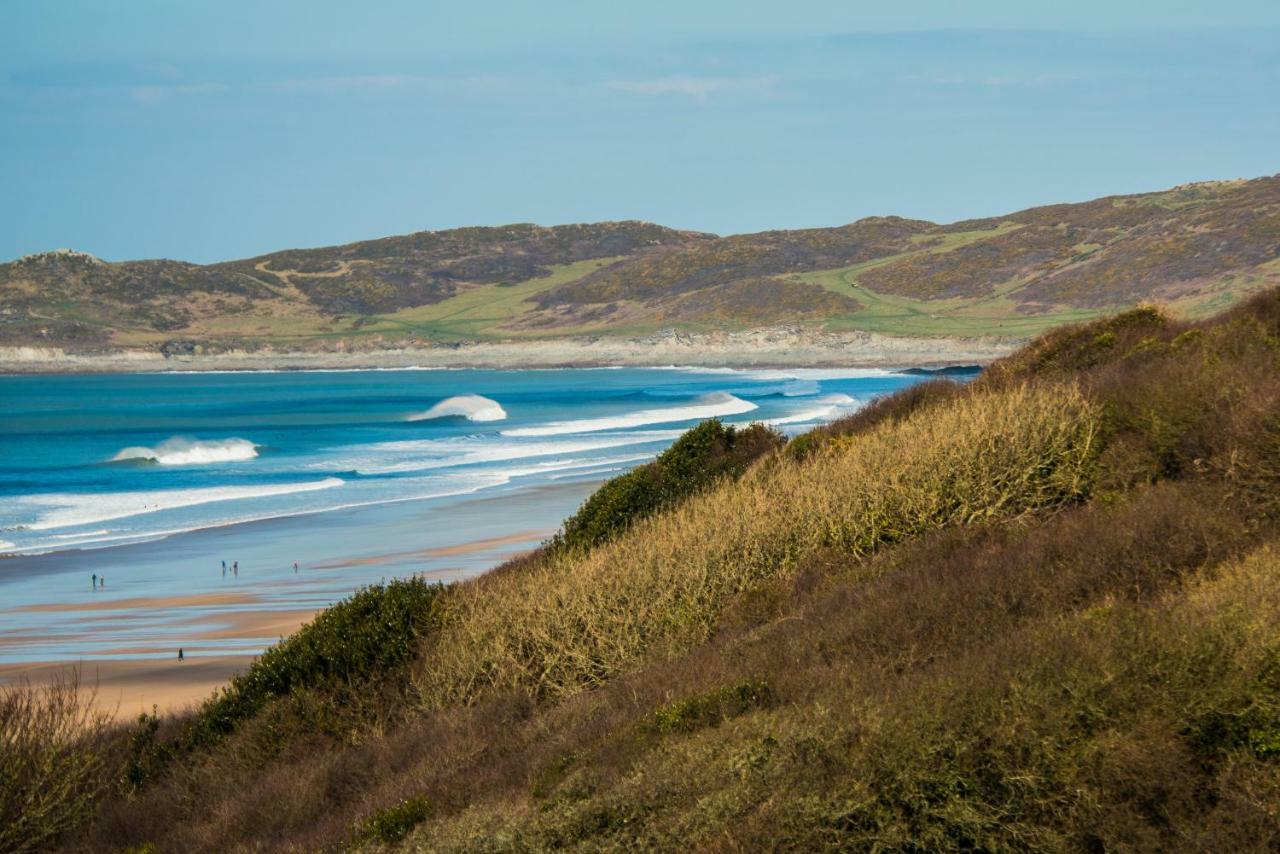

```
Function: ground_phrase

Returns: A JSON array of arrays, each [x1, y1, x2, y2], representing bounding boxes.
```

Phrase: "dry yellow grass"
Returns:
[[415, 383, 1101, 706]]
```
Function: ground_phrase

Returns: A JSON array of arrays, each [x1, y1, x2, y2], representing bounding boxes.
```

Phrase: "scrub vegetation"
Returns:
[[3, 176, 1277, 352], [4, 287, 1280, 852]]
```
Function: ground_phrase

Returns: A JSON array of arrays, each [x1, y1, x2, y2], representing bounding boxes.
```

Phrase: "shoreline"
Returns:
[[0, 482, 591, 717], [0, 329, 1019, 375]]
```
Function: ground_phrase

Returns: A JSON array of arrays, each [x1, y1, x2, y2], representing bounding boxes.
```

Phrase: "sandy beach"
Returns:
[[0, 656, 257, 722], [0, 487, 581, 720], [0, 329, 1017, 374]]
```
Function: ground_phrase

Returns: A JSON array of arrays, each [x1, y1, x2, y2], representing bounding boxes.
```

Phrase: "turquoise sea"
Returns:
[[0, 366, 946, 664]]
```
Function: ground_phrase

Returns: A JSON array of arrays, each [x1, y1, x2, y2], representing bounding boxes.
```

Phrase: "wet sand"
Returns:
[[0, 500, 567, 719], [0, 602, 321, 720], [311, 529, 545, 569]]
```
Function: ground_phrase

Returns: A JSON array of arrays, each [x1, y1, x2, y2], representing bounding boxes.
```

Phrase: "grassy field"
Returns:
[[355, 257, 622, 341], [113, 257, 623, 347], [793, 223, 1115, 338], [794, 220, 1279, 338]]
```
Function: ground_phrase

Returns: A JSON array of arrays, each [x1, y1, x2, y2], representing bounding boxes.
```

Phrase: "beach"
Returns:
[[0, 481, 587, 718]]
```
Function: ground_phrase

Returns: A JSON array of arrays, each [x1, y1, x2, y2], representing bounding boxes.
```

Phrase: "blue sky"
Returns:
[[3, 2, 1279, 262]]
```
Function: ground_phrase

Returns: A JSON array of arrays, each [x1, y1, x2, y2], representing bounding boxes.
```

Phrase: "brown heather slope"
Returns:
[[2, 174, 1278, 357], [5, 288, 1280, 852]]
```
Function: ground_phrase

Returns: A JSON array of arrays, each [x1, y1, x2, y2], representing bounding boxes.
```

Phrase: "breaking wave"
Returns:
[[22, 478, 345, 531], [502, 392, 758, 437], [111, 437, 259, 465], [408, 394, 507, 422], [764, 393, 859, 426]]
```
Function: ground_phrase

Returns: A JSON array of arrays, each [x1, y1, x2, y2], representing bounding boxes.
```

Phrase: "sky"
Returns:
[[3, 2, 1279, 263]]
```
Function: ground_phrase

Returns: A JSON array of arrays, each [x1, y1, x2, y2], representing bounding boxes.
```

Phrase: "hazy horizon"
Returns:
[[4, 2, 1280, 263]]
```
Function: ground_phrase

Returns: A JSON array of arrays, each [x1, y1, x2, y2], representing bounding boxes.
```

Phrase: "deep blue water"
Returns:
[[0, 366, 931, 556]]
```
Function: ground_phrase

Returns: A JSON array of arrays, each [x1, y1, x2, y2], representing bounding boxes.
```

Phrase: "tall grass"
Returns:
[[416, 382, 1100, 705], [0, 670, 115, 853], [413, 533, 1280, 853], [552, 419, 783, 554]]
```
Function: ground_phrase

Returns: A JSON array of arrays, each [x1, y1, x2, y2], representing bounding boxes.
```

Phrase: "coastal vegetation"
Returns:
[[3, 287, 1280, 850], [2, 176, 1277, 355]]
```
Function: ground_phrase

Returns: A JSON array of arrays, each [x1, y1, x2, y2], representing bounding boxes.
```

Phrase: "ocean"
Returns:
[[0, 366, 940, 664]]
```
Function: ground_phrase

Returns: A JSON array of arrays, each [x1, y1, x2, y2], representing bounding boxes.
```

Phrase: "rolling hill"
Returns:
[[8, 287, 1280, 851], [1, 175, 1278, 357]]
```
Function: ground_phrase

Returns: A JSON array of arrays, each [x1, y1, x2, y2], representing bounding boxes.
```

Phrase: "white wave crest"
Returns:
[[408, 394, 507, 422], [346, 431, 682, 475], [23, 478, 344, 531], [0, 539, 15, 551], [503, 392, 757, 437], [111, 437, 259, 465], [764, 394, 859, 426]]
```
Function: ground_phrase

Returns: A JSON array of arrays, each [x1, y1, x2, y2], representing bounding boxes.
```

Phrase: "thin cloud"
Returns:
[[604, 75, 777, 101], [257, 74, 514, 95], [130, 82, 230, 103]]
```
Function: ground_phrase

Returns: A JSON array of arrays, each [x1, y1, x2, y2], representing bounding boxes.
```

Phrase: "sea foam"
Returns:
[[502, 392, 757, 437], [24, 478, 344, 531], [111, 437, 259, 465], [764, 393, 858, 425], [347, 431, 682, 475], [407, 394, 507, 422]]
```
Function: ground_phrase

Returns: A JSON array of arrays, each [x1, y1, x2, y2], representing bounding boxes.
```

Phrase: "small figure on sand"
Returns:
[[178, 647, 184, 661], [221, 560, 226, 576], [233, 561, 238, 577], [99, 576, 104, 588], [293, 561, 299, 573], [92, 573, 97, 589]]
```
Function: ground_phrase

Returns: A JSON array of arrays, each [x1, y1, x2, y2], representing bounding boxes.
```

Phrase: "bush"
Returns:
[[188, 578, 441, 747], [0, 670, 116, 853], [648, 679, 773, 735], [553, 419, 784, 553], [350, 796, 430, 846]]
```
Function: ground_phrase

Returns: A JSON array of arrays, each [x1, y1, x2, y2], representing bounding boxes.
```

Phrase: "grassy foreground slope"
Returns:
[[4, 289, 1280, 851], [2, 175, 1278, 354]]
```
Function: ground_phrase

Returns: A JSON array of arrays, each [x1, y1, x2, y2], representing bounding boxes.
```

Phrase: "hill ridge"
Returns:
[[2, 173, 1277, 355]]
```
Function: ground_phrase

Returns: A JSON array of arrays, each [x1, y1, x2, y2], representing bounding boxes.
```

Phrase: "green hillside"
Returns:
[[3, 176, 1278, 354], [6, 285, 1280, 852]]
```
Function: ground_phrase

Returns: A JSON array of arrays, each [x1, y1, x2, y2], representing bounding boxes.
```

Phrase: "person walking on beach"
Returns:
[[222, 560, 226, 576], [233, 561, 238, 577], [91, 573, 97, 589], [293, 561, 299, 573], [178, 648, 184, 661]]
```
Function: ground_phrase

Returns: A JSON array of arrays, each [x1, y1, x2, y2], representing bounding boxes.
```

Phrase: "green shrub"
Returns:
[[350, 796, 430, 846], [552, 419, 783, 553], [188, 578, 441, 747], [648, 679, 773, 735]]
